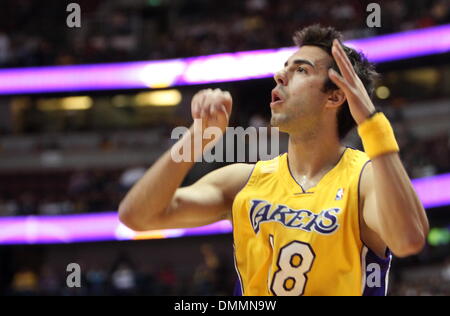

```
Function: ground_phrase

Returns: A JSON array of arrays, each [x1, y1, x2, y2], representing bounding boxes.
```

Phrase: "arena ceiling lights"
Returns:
[[0, 24, 449, 95]]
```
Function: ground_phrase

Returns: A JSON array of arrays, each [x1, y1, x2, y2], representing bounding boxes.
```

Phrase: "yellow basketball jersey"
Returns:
[[232, 147, 391, 296]]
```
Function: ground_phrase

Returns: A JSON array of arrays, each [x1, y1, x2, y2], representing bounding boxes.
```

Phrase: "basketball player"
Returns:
[[119, 25, 429, 296]]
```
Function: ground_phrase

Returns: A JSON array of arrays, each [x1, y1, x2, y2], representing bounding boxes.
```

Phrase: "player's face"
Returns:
[[270, 46, 333, 135]]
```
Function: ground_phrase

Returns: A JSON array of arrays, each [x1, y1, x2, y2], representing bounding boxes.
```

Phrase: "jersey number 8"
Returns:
[[270, 240, 316, 296]]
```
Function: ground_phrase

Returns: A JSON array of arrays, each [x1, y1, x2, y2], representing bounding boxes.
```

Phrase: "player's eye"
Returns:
[[297, 66, 308, 74]]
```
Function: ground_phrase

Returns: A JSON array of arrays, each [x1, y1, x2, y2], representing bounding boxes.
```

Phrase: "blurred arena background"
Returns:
[[0, 0, 449, 296]]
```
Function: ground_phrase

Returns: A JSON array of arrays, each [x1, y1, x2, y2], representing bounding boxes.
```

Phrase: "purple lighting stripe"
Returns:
[[0, 212, 232, 245], [346, 24, 450, 63], [181, 47, 294, 85], [0, 25, 449, 95], [0, 59, 187, 95], [412, 173, 450, 209], [0, 213, 120, 244]]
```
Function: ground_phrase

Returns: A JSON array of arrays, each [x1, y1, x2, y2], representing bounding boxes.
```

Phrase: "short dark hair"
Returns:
[[293, 24, 378, 140]]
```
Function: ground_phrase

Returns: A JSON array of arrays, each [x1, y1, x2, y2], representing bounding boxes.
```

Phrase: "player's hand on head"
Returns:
[[191, 88, 233, 133]]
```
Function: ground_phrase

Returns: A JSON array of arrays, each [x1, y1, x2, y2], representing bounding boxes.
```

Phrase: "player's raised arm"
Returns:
[[329, 40, 429, 257], [118, 89, 253, 231]]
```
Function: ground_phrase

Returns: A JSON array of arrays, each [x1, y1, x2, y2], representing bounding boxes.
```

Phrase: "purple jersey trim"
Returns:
[[233, 280, 243, 296]]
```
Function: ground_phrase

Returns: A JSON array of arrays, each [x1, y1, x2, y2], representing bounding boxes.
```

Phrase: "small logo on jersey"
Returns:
[[335, 188, 344, 201], [249, 200, 340, 235]]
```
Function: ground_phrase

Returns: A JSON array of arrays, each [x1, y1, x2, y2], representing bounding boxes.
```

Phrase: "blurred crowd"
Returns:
[[0, 0, 449, 68], [399, 131, 450, 178], [0, 168, 132, 216], [4, 244, 236, 296], [390, 257, 450, 296]]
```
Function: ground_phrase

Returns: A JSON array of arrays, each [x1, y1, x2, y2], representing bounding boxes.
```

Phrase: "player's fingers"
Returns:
[[192, 93, 203, 119], [200, 103, 206, 119], [222, 91, 233, 114], [218, 104, 230, 122], [329, 69, 351, 93], [210, 103, 217, 117], [214, 91, 233, 115], [332, 47, 353, 84], [192, 106, 200, 119], [334, 40, 357, 76], [208, 103, 217, 118], [332, 40, 356, 84], [193, 91, 205, 117], [200, 93, 210, 118]]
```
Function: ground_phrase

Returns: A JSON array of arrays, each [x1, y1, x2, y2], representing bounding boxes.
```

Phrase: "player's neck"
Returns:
[[287, 129, 344, 181]]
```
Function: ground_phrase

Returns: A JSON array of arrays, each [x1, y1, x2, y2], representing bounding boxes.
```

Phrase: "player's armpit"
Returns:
[[145, 163, 254, 230]]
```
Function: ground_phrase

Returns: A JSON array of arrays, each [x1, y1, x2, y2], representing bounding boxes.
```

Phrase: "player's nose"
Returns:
[[274, 70, 288, 86]]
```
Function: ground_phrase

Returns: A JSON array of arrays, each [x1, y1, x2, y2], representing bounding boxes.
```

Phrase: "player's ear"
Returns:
[[326, 89, 346, 110]]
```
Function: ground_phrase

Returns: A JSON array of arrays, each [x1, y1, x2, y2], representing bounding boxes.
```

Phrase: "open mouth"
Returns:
[[271, 90, 285, 104]]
